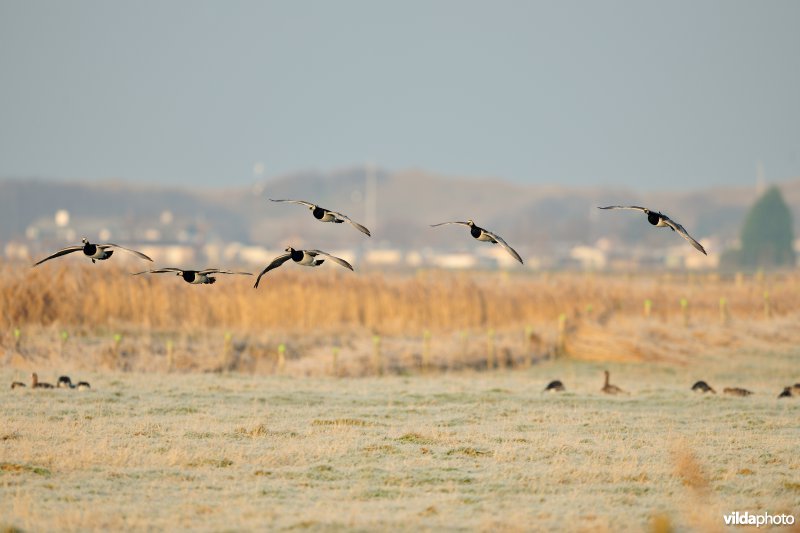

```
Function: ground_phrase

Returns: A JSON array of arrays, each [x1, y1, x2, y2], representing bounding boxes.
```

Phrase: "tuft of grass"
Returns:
[[446, 447, 492, 457], [0, 463, 51, 476], [311, 418, 374, 427], [396, 432, 437, 445]]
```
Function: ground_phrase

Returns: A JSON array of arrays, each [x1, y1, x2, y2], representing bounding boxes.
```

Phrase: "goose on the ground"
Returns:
[[254, 247, 354, 288], [792, 383, 800, 395], [601, 370, 624, 395], [31, 373, 54, 389], [778, 386, 793, 399], [597, 206, 706, 255], [430, 219, 523, 264], [57, 375, 73, 388], [76, 381, 91, 390], [691, 380, 715, 393], [34, 238, 153, 266], [544, 380, 565, 392], [11, 381, 26, 389], [723, 387, 753, 397], [270, 199, 371, 236], [133, 268, 252, 284]]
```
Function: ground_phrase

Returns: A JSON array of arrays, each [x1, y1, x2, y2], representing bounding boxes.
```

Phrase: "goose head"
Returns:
[[81, 237, 89, 244], [466, 219, 475, 226], [285, 247, 296, 253]]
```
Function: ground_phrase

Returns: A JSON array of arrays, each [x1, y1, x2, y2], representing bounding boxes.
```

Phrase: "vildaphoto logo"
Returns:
[[723, 511, 795, 527]]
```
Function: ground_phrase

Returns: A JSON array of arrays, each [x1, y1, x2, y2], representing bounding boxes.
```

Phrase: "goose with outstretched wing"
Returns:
[[33, 238, 153, 266], [597, 206, 706, 255], [133, 268, 252, 285], [254, 247, 354, 288], [270, 199, 371, 236], [430, 219, 523, 264]]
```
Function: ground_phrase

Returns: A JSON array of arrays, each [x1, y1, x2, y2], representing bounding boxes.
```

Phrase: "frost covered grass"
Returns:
[[2, 349, 798, 531]]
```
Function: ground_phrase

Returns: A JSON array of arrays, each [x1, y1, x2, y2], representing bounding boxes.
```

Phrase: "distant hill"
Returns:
[[2, 170, 799, 257]]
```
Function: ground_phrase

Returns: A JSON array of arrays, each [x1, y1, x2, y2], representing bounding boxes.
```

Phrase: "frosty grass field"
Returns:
[[2, 347, 798, 531]]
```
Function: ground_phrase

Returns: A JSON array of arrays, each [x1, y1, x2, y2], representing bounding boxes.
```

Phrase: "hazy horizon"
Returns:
[[2, 1, 799, 190]]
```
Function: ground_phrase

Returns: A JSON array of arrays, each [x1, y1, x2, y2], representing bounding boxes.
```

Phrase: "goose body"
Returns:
[[57, 375, 73, 388], [133, 268, 252, 284], [430, 219, 523, 264], [10, 381, 26, 389], [34, 238, 153, 266], [597, 206, 706, 255], [723, 387, 753, 397], [31, 373, 54, 389], [76, 381, 91, 390], [601, 370, 624, 395], [778, 386, 793, 399], [544, 380, 565, 392], [270, 199, 371, 236], [254, 247, 354, 288], [691, 380, 716, 393]]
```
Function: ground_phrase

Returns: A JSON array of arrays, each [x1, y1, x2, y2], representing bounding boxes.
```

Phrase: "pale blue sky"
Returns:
[[1, 0, 799, 189]]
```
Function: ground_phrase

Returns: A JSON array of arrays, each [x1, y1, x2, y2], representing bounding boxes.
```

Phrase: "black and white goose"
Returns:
[[33, 238, 153, 266], [254, 247, 354, 288], [543, 380, 565, 392], [56, 376, 91, 390], [691, 380, 716, 393], [430, 219, 523, 264], [270, 199, 371, 236], [133, 268, 252, 285], [597, 206, 706, 255]]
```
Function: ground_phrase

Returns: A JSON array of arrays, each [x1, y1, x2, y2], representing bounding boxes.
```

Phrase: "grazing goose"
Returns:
[[543, 380, 565, 392], [430, 219, 523, 264], [31, 373, 54, 389], [601, 370, 624, 395], [597, 206, 706, 255], [254, 247, 354, 288], [691, 380, 716, 393], [723, 387, 753, 397], [133, 268, 252, 285], [34, 238, 153, 266], [10, 381, 26, 389], [793, 383, 800, 395], [270, 199, 371, 236], [778, 386, 793, 399], [57, 375, 73, 388], [76, 381, 91, 390]]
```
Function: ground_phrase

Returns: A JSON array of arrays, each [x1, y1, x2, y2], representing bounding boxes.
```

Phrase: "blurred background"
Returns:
[[1, 0, 799, 271]]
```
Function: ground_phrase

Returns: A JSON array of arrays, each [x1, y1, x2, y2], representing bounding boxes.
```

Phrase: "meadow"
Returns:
[[1, 263, 799, 531]]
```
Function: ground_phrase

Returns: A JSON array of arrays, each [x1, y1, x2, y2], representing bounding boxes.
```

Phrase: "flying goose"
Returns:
[[597, 206, 706, 255], [31, 373, 54, 389], [34, 238, 153, 266], [601, 370, 624, 395], [543, 380, 565, 392], [133, 268, 252, 285], [778, 386, 793, 399], [430, 219, 523, 264], [270, 199, 371, 236], [723, 387, 753, 397], [254, 247, 354, 288], [691, 380, 716, 393]]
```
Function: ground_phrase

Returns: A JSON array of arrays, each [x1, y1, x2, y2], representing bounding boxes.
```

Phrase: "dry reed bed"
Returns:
[[0, 262, 797, 333]]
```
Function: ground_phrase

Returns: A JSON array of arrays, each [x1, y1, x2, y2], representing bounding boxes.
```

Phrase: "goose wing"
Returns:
[[430, 221, 472, 228], [254, 253, 292, 288], [199, 269, 253, 276], [597, 205, 649, 212], [327, 209, 371, 236], [307, 250, 354, 271], [33, 246, 84, 266], [102, 243, 153, 262], [269, 199, 316, 209], [132, 268, 183, 275], [662, 216, 707, 255], [483, 229, 524, 264]]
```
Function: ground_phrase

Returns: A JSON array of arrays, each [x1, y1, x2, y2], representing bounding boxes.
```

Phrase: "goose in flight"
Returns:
[[430, 219, 523, 264], [270, 199, 371, 236], [597, 206, 706, 255], [34, 238, 153, 266], [254, 247, 354, 288], [133, 268, 252, 285]]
